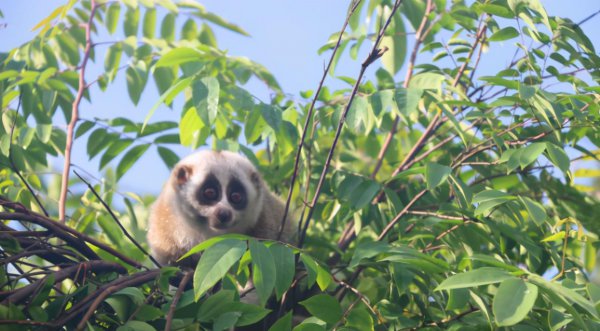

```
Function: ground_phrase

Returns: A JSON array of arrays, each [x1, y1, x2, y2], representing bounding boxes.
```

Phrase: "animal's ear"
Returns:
[[173, 164, 193, 186]]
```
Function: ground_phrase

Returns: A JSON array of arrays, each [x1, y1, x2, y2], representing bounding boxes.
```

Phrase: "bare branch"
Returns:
[[297, 0, 405, 249], [75, 270, 161, 330], [58, 0, 98, 222], [278, 0, 363, 241], [165, 270, 192, 331]]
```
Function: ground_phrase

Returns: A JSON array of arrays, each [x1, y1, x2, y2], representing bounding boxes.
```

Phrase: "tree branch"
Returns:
[[278, 0, 363, 241], [165, 270, 192, 331], [58, 0, 98, 222], [297, 0, 404, 249]]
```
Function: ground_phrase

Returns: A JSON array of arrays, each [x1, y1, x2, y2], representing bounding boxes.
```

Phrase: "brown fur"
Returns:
[[147, 150, 295, 266]]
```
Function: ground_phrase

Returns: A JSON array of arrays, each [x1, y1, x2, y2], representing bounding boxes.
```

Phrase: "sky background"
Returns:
[[1, 1, 599, 199]]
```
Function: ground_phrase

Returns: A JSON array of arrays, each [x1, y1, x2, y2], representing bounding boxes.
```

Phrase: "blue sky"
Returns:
[[1, 1, 599, 197]]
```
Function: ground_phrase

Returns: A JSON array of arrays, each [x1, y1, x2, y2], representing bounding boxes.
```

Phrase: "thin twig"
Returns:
[[297, 0, 404, 249], [0, 207, 143, 269], [165, 270, 192, 331], [2, 260, 126, 305], [74, 170, 160, 268], [334, 277, 384, 324], [370, 0, 435, 180], [278, 0, 363, 240], [58, 0, 98, 222], [75, 270, 161, 331], [339, 14, 488, 250]]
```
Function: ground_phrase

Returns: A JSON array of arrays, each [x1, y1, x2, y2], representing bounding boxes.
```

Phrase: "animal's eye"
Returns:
[[230, 192, 243, 204], [204, 188, 217, 200]]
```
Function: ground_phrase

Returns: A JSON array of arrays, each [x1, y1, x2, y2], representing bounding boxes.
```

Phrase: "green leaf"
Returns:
[[124, 7, 140, 37], [345, 307, 374, 331], [488, 26, 519, 42], [380, 246, 450, 273], [446, 288, 470, 310], [249, 239, 276, 306], [493, 278, 538, 326], [269, 311, 293, 331], [292, 323, 325, 331], [346, 95, 370, 132], [192, 76, 219, 126], [193, 239, 247, 300], [180, 234, 250, 261], [545, 143, 570, 174], [114, 287, 145, 306], [116, 321, 155, 331], [519, 196, 546, 225], [156, 0, 178, 12], [157, 146, 179, 168], [104, 42, 123, 82], [181, 18, 197, 40], [35, 124, 53, 144], [347, 180, 381, 210], [436, 267, 514, 291], [226, 302, 271, 326], [259, 104, 283, 131], [199, 23, 217, 47], [55, 33, 80, 66], [179, 107, 207, 148], [142, 8, 156, 38], [244, 106, 268, 143], [269, 244, 295, 300], [300, 294, 343, 325], [86, 128, 111, 159], [541, 231, 566, 242], [126, 62, 148, 105], [155, 47, 204, 67], [517, 143, 546, 169], [100, 139, 133, 169], [529, 274, 599, 319], [143, 76, 193, 130], [409, 72, 445, 90], [116, 144, 150, 179], [300, 254, 318, 288], [518, 82, 537, 100], [549, 309, 574, 331], [106, 3, 121, 35], [31, 4, 64, 35], [425, 162, 452, 190], [394, 87, 422, 117], [213, 312, 240, 331], [161, 13, 176, 42], [197, 290, 236, 322], [380, 11, 406, 75], [449, 174, 473, 208], [473, 190, 516, 216], [190, 6, 250, 36], [349, 241, 390, 268]]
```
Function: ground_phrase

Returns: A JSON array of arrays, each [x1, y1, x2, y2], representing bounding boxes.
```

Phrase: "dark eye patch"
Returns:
[[227, 177, 247, 210], [196, 174, 221, 205]]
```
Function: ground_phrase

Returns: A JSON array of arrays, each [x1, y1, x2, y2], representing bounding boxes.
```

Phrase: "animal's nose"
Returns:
[[216, 209, 232, 223]]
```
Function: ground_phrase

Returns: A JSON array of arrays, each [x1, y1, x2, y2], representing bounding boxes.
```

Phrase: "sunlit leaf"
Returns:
[[194, 239, 247, 300], [300, 294, 343, 325], [436, 268, 514, 291], [493, 278, 538, 326]]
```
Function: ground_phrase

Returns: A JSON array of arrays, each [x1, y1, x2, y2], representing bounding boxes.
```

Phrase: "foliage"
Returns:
[[1, 0, 600, 330]]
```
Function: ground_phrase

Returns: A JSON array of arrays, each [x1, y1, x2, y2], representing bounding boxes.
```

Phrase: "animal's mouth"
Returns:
[[210, 220, 234, 230]]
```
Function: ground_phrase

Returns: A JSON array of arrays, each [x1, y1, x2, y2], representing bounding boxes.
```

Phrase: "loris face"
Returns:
[[171, 150, 263, 235]]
